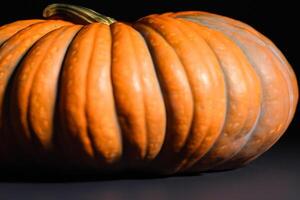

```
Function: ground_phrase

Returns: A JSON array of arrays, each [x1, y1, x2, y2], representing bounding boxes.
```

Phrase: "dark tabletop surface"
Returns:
[[0, 135, 299, 200]]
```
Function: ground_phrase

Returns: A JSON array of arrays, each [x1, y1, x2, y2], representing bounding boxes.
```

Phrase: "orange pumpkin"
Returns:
[[0, 4, 297, 175]]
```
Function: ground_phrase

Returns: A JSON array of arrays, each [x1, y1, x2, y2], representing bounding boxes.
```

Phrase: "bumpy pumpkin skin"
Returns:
[[0, 7, 297, 175]]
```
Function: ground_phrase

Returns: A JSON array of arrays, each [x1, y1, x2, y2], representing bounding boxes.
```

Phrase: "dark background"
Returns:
[[0, 0, 299, 199]]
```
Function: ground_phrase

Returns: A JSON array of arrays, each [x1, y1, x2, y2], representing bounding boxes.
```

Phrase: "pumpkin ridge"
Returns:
[[24, 28, 63, 150], [235, 53, 290, 166], [224, 17, 298, 115], [110, 23, 149, 166], [108, 23, 124, 165], [58, 25, 102, 167], [0, 21, 70, 153], [25, 26, 82, 167], [182, 14, 291, 169], [156, 16, 228, 173], [183, 23, 260, 171], [131, 23, 166, 162], [134, 22, 194, 174], [190, 10, 297, 104], [139, 17, 194, 152], [128, 28, 166, 162], [232, 25, 294, 167], [50, 25, 84, 168], [0, 20, 44, 47], [174, 16, 255, 169], [207, 29, 262, 169], [84, 23, 122, 167], [84, 24, 100, 163], [179, 13, 297, 136], [138, 16, 223, 173], [215, 15, 294, 165], [127, 28, 149, 163], [131, 23, 173, 168], [177, 26, 234, 172], [179, 27, 230, 171], [203, 24, 265, 169], [187, 13, 297, 127], [0, 21, 64, 59], [12, 25, 77, 158], [157, 16, 201, 173], [170, 19, 229, 172]]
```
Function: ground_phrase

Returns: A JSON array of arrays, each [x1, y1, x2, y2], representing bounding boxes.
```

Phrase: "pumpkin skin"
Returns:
[[0, 5, 297, 175]]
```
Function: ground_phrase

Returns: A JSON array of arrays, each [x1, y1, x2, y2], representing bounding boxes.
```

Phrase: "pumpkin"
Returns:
[[0, 4, 297, 175]]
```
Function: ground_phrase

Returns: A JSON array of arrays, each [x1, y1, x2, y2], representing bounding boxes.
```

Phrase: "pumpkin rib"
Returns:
[[215, 11, 297, 109], [137, 18, 194, 154], [138, 16, 226, 173], [173, 11, 297, 129], [175, 26, 236, 171], [175, 12, 297, 136], [21, 25, 80, 158], [231, 46, 290, 167], [195, 25, 262, 171], [110, 22, 148, 166], [131, 29, 149, 161], [179, 14, 292, 169], [127, 27, 149, 163], [0, 20, 44, 46], [184, 22, 262, 172], [84, 25, 101, 164], [192, 14, 294, 167], [170, 19, 229, 172], [231, 30, 297, 165], [139, 17, 197, 166], [51, 25, 85, 168], [186, 11, 298, 116], [129, 28, 166, 162], [59, 24, 107, 167], [27, 25, 82, 152], [12, 28, 62, 154], [229, 32, 297, 167], [189, 19, 262, 141], [154, 16, 228, 173], [85, 23, 122, 166], [134, 22, 194, 174], [0, 20, 65, 162], [220, 16, 298, 165], [253, 34, 298, 119], [0, 20, 71, 157], [13, 25, 81, 157], [0, 21, 70, 63], [265, 45, 298, 124]]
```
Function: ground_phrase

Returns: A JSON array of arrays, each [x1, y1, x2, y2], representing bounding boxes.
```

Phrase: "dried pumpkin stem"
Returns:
[[43, 3, 116, 25]]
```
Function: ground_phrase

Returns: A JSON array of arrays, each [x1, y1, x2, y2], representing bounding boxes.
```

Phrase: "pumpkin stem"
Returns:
[[43, 3, 116, 25]]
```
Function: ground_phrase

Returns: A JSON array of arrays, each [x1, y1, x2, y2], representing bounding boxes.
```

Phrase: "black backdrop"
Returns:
[[0, 1, 299, 199]]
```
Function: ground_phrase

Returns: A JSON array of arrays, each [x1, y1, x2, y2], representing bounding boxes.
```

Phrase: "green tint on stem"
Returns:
[[43, 3, 116, 25]]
